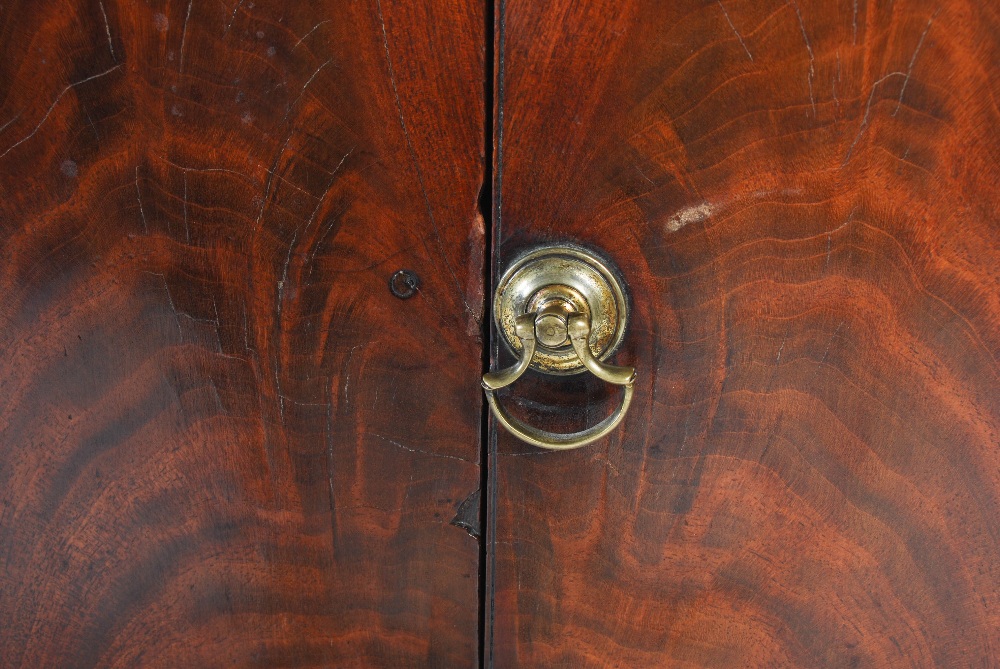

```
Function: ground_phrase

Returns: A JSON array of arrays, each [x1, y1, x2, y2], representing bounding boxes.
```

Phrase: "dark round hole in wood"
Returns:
[[389, 269, 420, 299]]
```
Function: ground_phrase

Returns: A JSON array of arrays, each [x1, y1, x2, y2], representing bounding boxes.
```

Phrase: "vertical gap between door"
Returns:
[[477, 0, 499, 666]]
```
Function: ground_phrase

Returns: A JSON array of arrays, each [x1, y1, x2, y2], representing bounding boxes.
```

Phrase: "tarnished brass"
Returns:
[[567, 313, 635, 386], [493, 245, 628, 375], [483, 245, 635, 450], [482, 314, 536, 391]]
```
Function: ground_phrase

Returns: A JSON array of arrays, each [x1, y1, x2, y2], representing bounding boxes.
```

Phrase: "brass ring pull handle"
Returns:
[[483, 247, 635, 450], [482, 312, 636, 450], [483, 244, 634, 449]]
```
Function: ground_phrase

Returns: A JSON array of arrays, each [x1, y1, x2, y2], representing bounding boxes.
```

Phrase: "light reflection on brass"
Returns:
[[493, 245, 627, 375], [483, 244, 635, 450]]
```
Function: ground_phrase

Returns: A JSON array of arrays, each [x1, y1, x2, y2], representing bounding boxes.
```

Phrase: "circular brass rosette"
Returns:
[[493, 244, 628, 375]]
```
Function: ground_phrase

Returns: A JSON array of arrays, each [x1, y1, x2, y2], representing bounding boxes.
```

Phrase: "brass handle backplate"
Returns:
[[483, 245, 634, 450]]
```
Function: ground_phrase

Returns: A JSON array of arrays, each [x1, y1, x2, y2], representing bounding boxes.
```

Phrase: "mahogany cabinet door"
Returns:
[[485, 0, 1000, 666], [0, 1, 485, 666]]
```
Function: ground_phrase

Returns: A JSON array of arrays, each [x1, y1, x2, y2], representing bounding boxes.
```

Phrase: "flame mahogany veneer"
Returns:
[[0, 1, 485, 666], [486, 0, 1000, 666], [2, 0, 999, 667]]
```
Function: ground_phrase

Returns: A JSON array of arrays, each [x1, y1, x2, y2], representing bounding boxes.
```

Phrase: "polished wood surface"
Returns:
[[0, 1, 484, 666], [487, 0, 1000, 666]]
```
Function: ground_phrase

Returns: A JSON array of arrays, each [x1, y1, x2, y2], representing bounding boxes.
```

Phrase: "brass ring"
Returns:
[[482, 313, 635, 450], [483, 384, 634, 450]]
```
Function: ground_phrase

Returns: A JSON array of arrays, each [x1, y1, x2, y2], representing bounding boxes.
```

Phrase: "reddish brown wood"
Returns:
[[487, 0, 1000, 666], [0, 1, 485, 666]]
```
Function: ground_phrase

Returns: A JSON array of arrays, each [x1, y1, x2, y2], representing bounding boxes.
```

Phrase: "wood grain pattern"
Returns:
[[0, 1, 485, 666], [486, 0, 1000, 666]]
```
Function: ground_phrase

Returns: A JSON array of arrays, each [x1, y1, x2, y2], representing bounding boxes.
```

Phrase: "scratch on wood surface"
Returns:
[[146, 272, 228, 343], [179, 0, 193, 73], [308, 206, 345, 266], [242, 303, 251, 351], [0, 112, 21, 135], [157, 156, 258, 185], [374, 0, 404, 128], [852, 0, 858, 44], [635, 164, 655, 185], [818, 321, 845, 366], [341, 343, 364, 409], [84, 107, 100, 143], [370, 433, 473, 464], [808, 320, 847, 383], [0, 65, 121, 159], [590, 452, 620, 476], [283, 59, 333, 126], [162, 152, 323, 240], [253, 130, 295, 233], [277, 227, 300, 314], [223, 0, 243, 36], [832, 51, 842, 111], [834, 206, 858, 235], [300, 147, 353, 261], [677, 408, 694, 457], [293, 20, 330, 49], [99, 1, 116, 62], [325, 147, 354, 181], [788, 0, 816, 116], [718, 1, 753, 61], [149, 272, 183, 337], [278, 394, 325, 408], [208, 380, 225, 413], [216, 351, 251, 365], [272, 356, 286, 425], [296, 59, 333, 103], [893, 10, 938, 116], [135, 166, 149, 233], [827, 206, 857, 267], [302, 182, 335, 235], [842, 71, 905, 165], [325, 385, 338, 539], [181, 312, 222, 327], [182, 171, 190, 242]]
